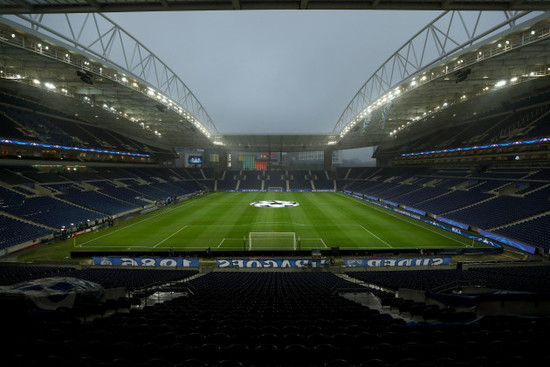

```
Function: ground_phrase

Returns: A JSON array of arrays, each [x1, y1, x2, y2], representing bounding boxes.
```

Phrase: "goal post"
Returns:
[[267, 186, 283, 192], [248, 232, 296, 250]]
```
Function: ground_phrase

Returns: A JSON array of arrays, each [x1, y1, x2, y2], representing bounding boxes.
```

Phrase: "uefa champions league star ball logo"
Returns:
[[250, 200, 299, 208]]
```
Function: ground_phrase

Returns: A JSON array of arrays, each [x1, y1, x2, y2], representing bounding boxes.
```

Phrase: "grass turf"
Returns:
[[18, 192, 490, 261]]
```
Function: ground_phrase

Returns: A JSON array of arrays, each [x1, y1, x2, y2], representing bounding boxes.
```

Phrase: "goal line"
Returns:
[[248, 232, 296, 250]]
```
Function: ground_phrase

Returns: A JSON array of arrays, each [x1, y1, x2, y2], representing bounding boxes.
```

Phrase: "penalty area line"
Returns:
[[217, 238, 245, 248], [345, 194, 469, 247], [359, 225, 392, 248], [77, 201, 194, 246], [153, 225, 188, 248]]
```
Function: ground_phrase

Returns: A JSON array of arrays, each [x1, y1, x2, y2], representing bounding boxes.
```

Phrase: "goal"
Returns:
[[248, 232, 296, 250], [267, 187, 283, 192]]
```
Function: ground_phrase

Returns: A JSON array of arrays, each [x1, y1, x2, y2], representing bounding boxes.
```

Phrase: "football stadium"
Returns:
[[1, 2, 550, 366]]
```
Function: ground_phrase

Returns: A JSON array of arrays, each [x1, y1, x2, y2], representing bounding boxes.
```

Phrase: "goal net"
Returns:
[[267, 187, 283, 192], [248, 232, 296, 250]]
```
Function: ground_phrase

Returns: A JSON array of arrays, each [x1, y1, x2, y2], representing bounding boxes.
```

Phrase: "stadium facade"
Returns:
[[1, 7, 550, 367]]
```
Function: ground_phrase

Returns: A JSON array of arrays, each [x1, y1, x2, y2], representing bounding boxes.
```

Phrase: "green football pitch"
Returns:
[[58, 192, 483, 254]]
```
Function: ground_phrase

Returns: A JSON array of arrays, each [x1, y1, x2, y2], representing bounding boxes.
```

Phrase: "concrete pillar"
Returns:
[[324, 149, 333, 172], [218, 149, 228, 171]]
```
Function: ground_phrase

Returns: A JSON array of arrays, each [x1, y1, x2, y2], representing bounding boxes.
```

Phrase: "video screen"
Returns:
[[188, 155, 203, 164]]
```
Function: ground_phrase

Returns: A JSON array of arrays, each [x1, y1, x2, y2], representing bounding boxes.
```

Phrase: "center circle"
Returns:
[[250, 200, 300, 208]]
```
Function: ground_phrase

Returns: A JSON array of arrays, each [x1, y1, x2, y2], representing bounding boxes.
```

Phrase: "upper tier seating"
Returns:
[[0, 92, 173, 158]]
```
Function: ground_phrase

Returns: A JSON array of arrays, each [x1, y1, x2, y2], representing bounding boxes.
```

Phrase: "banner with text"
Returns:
[[216, 258, 329, 268], [93, 256, 199, 267], [344, 257, 452, 267]]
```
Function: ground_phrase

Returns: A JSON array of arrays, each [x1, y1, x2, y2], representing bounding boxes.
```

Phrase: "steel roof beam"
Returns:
[[2, 1, 550, 15]]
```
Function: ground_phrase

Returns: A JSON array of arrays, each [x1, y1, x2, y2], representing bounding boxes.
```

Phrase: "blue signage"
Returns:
[[93, 256, 199, 267], [346, 193, 507, 251], [216, 258, 329, 268], [401, 137, 550, 157], [1, 138, 150, 157], [405, 206, 426, 216], [344, 257, 452, 267], [479, 230, 536, 254], [436, 216, 469, 230]]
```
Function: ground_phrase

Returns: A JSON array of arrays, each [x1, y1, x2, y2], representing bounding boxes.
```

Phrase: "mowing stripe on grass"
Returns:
[[74, 192, 472, 252]]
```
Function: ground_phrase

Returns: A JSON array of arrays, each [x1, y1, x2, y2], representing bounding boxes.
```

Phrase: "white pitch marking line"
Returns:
[[78, 201, 193, 246], [359, 224, 393, 248], [153, 225, 188, 248], [216, 238, 244, 248], [347, 194, 468, 246]]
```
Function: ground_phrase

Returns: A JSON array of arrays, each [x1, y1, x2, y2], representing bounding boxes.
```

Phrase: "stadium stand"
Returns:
[[289, 170, 311, 190], [1, 162, 549, 251], [337, 165, 550, 251], [311, 170, 334, 190], [0, 92, 174, 160], [2, 267, 549, 366], [216, 170, 238, 191], [0, 214, 51, 250], [495, 215, 550, 251], [2, 11, 550, 367], [239, 172, 262, 190], [346, 266, 550, 294], [47, 183, 139, 215], [265, 172, 287, 191], [89, 180, 152, 207], [0, 164, 213, 251], [0, 186, 102, 229], [375, 91, 550, 162]]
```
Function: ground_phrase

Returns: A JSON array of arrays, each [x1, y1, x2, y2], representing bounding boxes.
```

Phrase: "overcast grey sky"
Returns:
[[109, 10, 439, 135]]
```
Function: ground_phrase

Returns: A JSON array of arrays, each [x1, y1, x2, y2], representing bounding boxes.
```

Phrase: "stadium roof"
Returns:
[[1, 11, 550, 154], [1, 0, 550, 14]]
